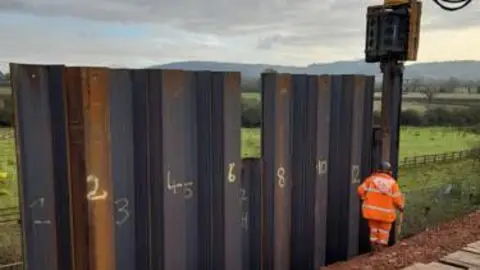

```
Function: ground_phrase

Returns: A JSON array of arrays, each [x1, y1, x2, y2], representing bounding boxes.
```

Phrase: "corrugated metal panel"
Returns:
[[131, 70, 152, 270], [358, 78, 376, 255], [261, 73, 293, 270], [291, 74, 309, 269], [64, 67, 89, 270], [10, 64, 73, 270], [326, 75, 375, 264], [12, 63, 379, 269], [314, 75, 332, 267], [290, 74, 331, 269], [82, 67, 116, 270], [109, 69, 136, 270], [11, 64, 243, 270], [241, 158, 262, 270]]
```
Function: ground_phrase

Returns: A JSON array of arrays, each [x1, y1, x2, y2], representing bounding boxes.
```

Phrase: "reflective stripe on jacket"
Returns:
[[357, 172, 404, 223]]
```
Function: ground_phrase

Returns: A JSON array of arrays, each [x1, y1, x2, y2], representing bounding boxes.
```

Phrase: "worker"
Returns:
[[357, 161, 405, 252]]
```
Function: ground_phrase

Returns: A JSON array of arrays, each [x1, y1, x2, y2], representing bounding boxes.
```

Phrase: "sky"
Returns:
[[0, 0, 480, 73]]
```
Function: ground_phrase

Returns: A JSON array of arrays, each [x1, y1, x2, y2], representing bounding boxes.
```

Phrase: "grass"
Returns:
[[243, 92, 478, 115], [0, 87, 10, 96], [242, 127, 480, 159], [400, 159, 480, 237]]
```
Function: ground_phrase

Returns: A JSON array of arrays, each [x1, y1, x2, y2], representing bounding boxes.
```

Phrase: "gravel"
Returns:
[[323, 210, 480, 270]]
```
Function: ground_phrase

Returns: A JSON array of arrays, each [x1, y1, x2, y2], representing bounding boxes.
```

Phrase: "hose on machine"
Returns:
[[432, 0, 473, 11]]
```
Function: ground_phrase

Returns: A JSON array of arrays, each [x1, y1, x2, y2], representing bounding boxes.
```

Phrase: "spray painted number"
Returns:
[[239, 188, 248, 230], [351, 165, 361, 184], [114, 198, 131, 226], [277, 167, 286, 188], [86, 175, 108, 201], [228, 162, 236, 183], [166, 170, 194, 199], [241, 211, 248, 230], [316, 160, 328, 175], [28, 197, 51, 225]]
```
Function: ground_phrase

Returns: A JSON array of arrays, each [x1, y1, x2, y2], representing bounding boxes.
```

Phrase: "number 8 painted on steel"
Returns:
[[277, 167, 286, 188]]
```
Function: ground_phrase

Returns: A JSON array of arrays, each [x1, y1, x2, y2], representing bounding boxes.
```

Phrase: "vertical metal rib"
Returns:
[[261, 73, 292, 270], [131, 70, 152, 270], [147, 69, 165, 270], [221, 72, 242, 270], [64, 67, 89, 270], [11, 64, 72, 270], [291, 74, 308, 269], [314, 75, 332, 268], [347, 75, 366, 259], [358, 76, 375, 255], [241, 158, 262, 270], [81, 67, 115, 270], [109, 69, 136, 270], [160, 70, 191, 270]]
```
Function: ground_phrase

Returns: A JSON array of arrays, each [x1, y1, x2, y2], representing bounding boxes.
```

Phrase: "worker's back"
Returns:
[[358, 172, 403, 223]]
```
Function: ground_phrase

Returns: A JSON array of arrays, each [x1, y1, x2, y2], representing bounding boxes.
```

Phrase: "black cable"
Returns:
[[432, 0, 473, 11]]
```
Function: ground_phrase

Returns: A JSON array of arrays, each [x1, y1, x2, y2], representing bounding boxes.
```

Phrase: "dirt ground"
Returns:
[[323, 210, 480, 270]]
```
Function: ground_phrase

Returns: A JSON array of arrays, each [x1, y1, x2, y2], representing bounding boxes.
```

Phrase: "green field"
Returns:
[[242, 127, 480, 159], [0, 87, 10, 96], [243, 92, 480, 113]]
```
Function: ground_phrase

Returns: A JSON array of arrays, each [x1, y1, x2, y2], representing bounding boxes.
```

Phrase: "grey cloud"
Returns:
[[0, 0, 479, 51]]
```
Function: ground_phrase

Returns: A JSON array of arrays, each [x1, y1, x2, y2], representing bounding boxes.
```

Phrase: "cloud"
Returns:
[[0, 0, 480, 72], [3, 0, 479, 35]]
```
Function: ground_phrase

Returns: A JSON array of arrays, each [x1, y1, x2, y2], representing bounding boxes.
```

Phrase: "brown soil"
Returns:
[[323, 210, 480, 270]]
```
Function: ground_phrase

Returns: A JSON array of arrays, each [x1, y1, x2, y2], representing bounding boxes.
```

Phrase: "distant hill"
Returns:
[[154, 60, 480, 81]]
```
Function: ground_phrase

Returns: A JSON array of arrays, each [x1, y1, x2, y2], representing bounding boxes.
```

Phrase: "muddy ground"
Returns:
[[323, 210, 480, 270]]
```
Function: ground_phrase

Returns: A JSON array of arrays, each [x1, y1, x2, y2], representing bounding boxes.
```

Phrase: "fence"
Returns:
[[399, 148, 480, 167], [400, 161, 480, 237]]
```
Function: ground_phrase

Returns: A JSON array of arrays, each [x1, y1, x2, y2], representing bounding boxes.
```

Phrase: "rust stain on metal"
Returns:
[[224, 72, 241, 93], [63, 67, 89, 270], [81, 67, 115, 270], [162, 70, 186, 99], [274, 74, 292, 270]]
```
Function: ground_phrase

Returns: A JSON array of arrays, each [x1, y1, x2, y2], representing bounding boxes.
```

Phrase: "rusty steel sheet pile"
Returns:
[[289, 75, 331, 270], [240, 158, 262, 269], [11, 63, 375, 270], [11, 64, 244, 270], [325, 75, 375, 264]]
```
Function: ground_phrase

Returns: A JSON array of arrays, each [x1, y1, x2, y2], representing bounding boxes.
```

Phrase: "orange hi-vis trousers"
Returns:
[[368, 220, 392, 245]]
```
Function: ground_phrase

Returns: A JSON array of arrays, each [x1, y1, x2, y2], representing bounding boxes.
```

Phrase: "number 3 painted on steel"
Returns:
[[114, 198, 131, 226], [277, 167, 286, 188]]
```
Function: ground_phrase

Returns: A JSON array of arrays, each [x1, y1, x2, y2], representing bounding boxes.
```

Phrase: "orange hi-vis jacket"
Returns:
[[357, 172, 404, 223]]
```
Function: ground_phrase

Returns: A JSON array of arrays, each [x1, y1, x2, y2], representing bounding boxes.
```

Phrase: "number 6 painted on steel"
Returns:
[[228, 162, 236, 183]]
